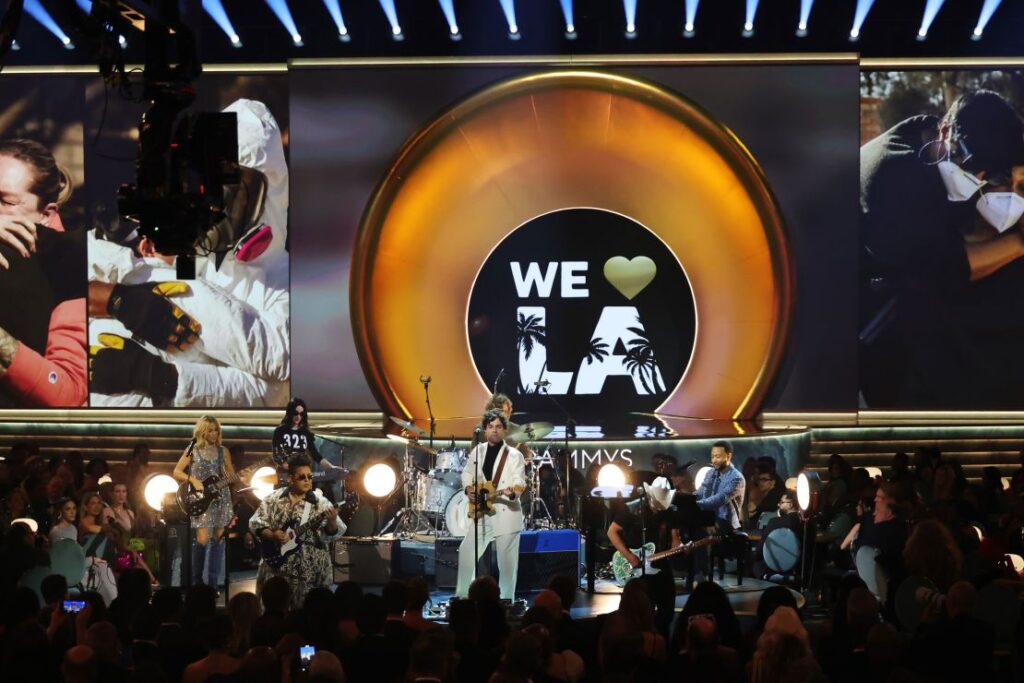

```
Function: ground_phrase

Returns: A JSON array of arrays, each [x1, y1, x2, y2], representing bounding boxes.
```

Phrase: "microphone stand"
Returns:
[[536, 383, 577, 528], [183, 438, 196, 587], [421, 376, 436, 452], [473, 442, 481, 589]]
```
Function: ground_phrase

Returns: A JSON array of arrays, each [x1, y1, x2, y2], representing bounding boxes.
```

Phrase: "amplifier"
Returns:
[[333, 537, 397, 584], [434, 530, 582, 591]]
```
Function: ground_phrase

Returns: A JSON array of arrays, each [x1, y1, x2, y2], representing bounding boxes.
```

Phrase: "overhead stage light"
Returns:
[[264, 0, 303, 45], [378, 0, 403, 40], [26, 0, 74, 48], [143, 474, 179, 512], [498, 0, 519, 39], [203, 0, 241, 48], [683, 0, 699, 37], [364, 462, 399, 499], [559, 0, 575, 38], [622, 0, 636, 37], [850, 0, 876, 41], [437, 0, 460, 39], [743, 0, 759, 36], [796, 471, 823, 513], [322, 0, 351, 41], [917, 0, 947, 41], [973, 0, 1003, 40], [797, 0, 814, 36]]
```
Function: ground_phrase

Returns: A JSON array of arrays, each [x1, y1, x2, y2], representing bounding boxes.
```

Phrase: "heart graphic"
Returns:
[[603, 256, 657, 300]]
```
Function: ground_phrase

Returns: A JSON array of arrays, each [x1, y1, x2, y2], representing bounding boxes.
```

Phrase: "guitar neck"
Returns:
[[646, 537, 717, 563]]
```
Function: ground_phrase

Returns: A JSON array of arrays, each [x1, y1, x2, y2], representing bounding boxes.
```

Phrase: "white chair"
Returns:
[[855, 545, 889, 604]]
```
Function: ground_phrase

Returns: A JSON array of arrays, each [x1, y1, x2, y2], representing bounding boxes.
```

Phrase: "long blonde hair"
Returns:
[[193, 416, 223, 448]]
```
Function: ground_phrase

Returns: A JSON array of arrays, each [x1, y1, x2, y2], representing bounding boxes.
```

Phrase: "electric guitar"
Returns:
[[177, 449, 289, 517], [258, 496, 358, 569], [467, 481, 527, 520], [611, 536, 721, 585]]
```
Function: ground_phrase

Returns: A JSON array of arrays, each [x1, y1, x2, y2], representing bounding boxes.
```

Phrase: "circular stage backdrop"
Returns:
[[352, 70, 792, 421]]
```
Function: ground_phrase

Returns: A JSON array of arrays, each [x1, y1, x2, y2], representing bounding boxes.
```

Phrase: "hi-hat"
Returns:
[[389, 415, 429, 437], [508, 421, 553, 442], [386, 433, 438, 455]]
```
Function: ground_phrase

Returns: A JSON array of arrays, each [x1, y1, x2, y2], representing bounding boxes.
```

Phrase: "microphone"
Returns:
[[420, 375, 432, 384], [493, 368, 505, 391], [533, 380, 551, 388]]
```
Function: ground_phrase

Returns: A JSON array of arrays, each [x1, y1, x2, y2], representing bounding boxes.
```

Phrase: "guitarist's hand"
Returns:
[[625, 551, 642, 568], [273, 530, 289, 544], [324, 506, 339, 521], [465, 486, 476, 503]]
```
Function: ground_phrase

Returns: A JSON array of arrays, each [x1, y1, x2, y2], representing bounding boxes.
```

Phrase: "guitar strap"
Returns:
[[491, 444, 509, 488]]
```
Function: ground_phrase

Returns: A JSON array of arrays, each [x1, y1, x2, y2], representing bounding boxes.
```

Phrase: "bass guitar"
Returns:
[[467, 481, 527, 520], [177, 449, 289, 517], [611, 536, 721, 586], [258, 495, 358, 569]]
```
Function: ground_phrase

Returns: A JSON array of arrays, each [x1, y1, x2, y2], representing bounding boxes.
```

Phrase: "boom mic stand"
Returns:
[[420, 375, 436, 452]]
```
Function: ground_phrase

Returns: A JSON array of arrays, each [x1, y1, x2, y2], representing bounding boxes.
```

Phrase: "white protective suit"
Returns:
[[88, 99, 290, 407]]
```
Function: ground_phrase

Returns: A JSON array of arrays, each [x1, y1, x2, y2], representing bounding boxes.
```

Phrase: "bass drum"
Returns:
[[417, 470, 462, 514], [444, 491, 469, 537]]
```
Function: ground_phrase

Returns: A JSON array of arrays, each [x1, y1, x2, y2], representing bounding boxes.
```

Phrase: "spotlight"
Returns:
[[796, 471, 823, 513], [10, 40, 18, 50], [850, 0, 876, 42], [597, 463, 626, 487], [363, 463, 399, 499], [438, 0, 460, 38], [322, 0, 350, 40], [973, 0, 1003, 40], [743, 0, 759, 35], [203, 0, 241, 49], [97, 474, 112, 485], [797, 0, 814, 36], [143, 474, 179, 512], [26, 0, 73, 47], [865, 467, 883, 480], [683, 0, 699, 36], [250, 466, 278, 500], [917, 0, 947, 41], [118, 34, 127, 48], [264, 0, 302, 45], [559, 0, 574, 37], [1009, 553, 1024, 574], [12, 517, 39, 533], [378, 0, 403, 39], [622, 0, 636, 37], [694, 466, 712, 491]]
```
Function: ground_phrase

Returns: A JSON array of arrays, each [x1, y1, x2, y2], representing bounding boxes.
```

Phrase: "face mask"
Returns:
[[976, 192, 1024, 233], [937, 160, 985, 202]]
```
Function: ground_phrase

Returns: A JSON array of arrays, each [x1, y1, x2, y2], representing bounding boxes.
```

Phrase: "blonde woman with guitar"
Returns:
[[456, 408, 527, 600]]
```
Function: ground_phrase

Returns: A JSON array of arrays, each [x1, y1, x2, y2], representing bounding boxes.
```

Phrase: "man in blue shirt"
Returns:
[[695, 441, 745, 532]]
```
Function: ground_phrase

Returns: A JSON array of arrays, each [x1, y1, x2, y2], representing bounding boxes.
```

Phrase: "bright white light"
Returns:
[[251, 466, 278, 500], [61, 35, 71, 45], [685, 21, 694, 32], [450, 24, 460, 34], [510, 23, 519, 34], [597, 464, 626, 487], [339, 26, 348, 36], [291, 32, 303, 45], [559, 0, 574, 35], [798, 21, 807, 31], [364, 463, 398, 498], [850, 0, 876, 42], [850, 28, 860, 39], [796, 471, 822, 512], [566, 23, 575, 33], [499, 0, 519, 36], [865, 467, 883, 479], [917, 0, 946, 40], [230, 33, 241, 47], [97, 474, 112, 485], [118, 34, 127, 48], [1010, 553, 1024, 574], [917, 28, 927, 37], [974, 0, 1003, 39], [143, 474, 178, 512], [744, 21, 753, 31], [392, 25, 402, 35], [626, 22, 635, 33], [12, 517, 38, 533], [694, 466, 712, 491], [973, 27, 982, 36], [973, 525, 984, 541]]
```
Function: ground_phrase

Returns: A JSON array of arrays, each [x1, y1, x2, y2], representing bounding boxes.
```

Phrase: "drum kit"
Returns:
[[385, 415, 559, 538]]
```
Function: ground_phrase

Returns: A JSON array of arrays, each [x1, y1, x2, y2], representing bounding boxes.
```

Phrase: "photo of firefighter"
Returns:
[[86, 77, 290, 407], [860, 70, 1024, 409], [0, 78, 88, 407]]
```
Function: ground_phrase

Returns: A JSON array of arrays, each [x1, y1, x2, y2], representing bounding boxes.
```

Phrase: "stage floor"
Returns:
[[223, 571, 801, 621]]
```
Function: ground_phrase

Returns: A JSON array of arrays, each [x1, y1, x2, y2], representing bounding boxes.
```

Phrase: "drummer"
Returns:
[[481, 393, 534, 460]]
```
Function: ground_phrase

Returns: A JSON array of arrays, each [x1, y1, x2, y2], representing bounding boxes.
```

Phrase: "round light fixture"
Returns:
[[143, 474, 179, 511], [364, 463, 399, 499], [796, 471, 823, 513], [694, 466, 713, 491], [12, 517, 38, 533], [597, 463, 626, 487], [251, 466, 279, 500]]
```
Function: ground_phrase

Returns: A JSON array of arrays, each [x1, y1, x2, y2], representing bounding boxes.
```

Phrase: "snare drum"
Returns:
[[434, 448, 467, 472], [417, 469, 462, 514]]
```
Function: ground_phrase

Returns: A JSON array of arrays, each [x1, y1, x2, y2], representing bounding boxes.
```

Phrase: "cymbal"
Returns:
[[389, 415, 429, 437], [508, 421, 553, 443], [385, 433, 438, 455]]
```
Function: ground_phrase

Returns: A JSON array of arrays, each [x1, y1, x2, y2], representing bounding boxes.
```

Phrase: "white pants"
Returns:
[[455, 522, 520, 600]]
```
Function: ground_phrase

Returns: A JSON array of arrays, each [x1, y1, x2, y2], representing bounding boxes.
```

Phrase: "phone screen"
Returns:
[[63, 600, 85, 613], [299, 644, 315, 670]]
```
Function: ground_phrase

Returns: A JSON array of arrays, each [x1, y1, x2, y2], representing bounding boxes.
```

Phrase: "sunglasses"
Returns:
[[294, 473, 314, 481]]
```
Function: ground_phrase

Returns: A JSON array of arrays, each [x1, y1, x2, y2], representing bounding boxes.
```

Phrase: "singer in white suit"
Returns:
[[457, 408, 527, 600]]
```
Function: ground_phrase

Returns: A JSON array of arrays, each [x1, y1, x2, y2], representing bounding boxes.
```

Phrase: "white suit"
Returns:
[[88, 99, 290, 407], [456, 441, 526, 600]]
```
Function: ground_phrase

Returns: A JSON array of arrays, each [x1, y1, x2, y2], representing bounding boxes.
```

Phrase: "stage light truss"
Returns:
[[321, 0, 350, 40], [26, 0, 73, 48], [264, 0, 303, 45], [203, 0, 241, 47], [917, 0, 947, 40], [850, 0, 876, 40]]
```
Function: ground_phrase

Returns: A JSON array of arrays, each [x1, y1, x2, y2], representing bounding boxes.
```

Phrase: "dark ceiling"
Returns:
[[3, 0, 1023, 69]]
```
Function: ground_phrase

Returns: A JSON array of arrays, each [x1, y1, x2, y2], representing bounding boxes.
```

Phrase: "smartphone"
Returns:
[[299, 644, 315, 671], [63, 600, 86, 613]]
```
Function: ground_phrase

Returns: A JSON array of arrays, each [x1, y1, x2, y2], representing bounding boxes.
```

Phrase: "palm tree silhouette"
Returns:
[[583, 337, 609, 365], [625, 326, 665, 394], [515, 313, 547, 392]]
